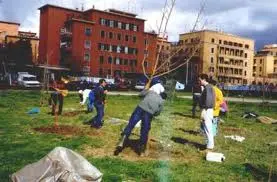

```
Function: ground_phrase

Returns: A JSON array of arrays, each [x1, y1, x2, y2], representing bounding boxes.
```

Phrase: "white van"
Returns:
[[17, 72, 41, 88]]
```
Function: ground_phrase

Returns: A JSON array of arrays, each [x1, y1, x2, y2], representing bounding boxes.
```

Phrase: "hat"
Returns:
[[150, 77, 161, 87]]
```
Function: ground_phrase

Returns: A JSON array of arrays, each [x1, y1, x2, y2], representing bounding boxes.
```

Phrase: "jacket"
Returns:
[[138, 90, 164, 115], [213, 86, 223, 116], [94, 86, 106, 104], [200, 84, 215, 109]]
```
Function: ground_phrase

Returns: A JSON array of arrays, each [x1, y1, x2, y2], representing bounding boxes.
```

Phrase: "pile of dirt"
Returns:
[[34, 125, 84, 135], [33, 125, 103, 137]]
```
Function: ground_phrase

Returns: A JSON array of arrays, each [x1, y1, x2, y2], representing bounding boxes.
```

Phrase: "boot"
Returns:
[[114, 135, 127, 156], [117, 135, 127, 148], [137, 144, 146, 156]]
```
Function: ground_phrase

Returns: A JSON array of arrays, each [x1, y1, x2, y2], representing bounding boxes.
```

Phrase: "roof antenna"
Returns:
[[81, 3, 84, 11]]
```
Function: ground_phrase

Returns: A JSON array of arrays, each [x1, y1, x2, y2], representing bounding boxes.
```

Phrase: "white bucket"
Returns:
[[206, 152, 225, 162]]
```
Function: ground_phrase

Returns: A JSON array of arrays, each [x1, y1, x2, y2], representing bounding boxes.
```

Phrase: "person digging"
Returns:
[[114, 78, 167, 156]]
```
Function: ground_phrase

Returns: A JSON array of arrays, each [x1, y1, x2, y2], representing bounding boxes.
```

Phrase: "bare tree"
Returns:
[[142, 0, 207, 88]]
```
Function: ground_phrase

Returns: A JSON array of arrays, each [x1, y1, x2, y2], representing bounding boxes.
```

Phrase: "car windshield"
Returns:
[[22, 77, 37, 81]]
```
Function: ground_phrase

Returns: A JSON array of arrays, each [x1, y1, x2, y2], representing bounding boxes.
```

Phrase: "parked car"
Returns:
[[17, 72, 41, 88]]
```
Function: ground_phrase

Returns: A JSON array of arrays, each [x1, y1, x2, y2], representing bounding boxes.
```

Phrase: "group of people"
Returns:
[[193, 74, 227, 151], [49, 74, 227, 156]]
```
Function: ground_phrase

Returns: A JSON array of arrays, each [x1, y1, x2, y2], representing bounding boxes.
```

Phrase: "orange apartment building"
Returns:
[[38, 4, 158, 77], [0, 21, 39, 64]]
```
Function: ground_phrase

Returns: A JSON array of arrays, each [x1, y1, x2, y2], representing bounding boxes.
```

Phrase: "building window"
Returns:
[[117, 33, 121, 40], [144, 39, 148, 45], [116, 57, 120, 65], [118, 22, 122, 29], [211, 57, 214, 63], [244, 71, 247, 76], [219, 40, 222, 44], [84, 40, 91, 49], [110, 20, 114, 27], [133, 36, 136, 43], [84, 52, 90, 61], [244, 53, 247, 58], [274, 60, 277, 64], [211, 38, 215, 43], [126, 23, 129, 30], [108, 57, 112, 64], [254, 59, 256, 64], [211, 48, 214, 53], [117, 45, 121, 53], [245, 44, 249, 49], [144, 50, 148, 56], [134, 25, 137, 31], [124, 59, 128, 65], [109, 32, 113, 39], [100, 18, 105, 25], [101, 30, 105, 38], [99, 56, 104, 64], [125, 35, 129, 41], [85, 28, 92, 36], [259, 67, 262, 71], [245, 62, 247, 67], [260, 59, 263, 64], [124, 47, 128, 54]]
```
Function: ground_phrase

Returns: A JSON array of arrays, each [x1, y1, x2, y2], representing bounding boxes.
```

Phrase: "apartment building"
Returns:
[[253, 44, 277, 83], [38, 4, 157, 77], [0, 21, 20, 44], [179, 30, 254, 84], [0, 21, 39, 64]]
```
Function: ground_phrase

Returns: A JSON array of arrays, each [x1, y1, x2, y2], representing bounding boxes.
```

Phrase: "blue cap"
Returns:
[[150, 77, 161, 87]]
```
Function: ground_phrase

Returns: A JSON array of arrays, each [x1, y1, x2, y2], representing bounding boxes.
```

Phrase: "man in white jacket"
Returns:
[[79, 89, 94, 112]]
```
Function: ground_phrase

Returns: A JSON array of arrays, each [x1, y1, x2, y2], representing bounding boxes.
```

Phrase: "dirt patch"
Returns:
[[82, 141, 201, 162], [62, 110, 85, 117], [34, 125, 103, 136]]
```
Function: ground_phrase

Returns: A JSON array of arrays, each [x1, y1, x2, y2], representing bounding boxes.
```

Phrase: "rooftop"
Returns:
[[0, 20, 20, 26], [39, 4, 145, 21], [180, 29, 254, 41]]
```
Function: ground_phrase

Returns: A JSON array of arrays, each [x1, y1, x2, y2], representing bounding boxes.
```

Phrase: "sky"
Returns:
[[0, 0, 277, 50]]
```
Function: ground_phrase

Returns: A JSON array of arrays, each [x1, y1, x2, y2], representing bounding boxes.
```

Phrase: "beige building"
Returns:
[[179, 30, 254, 84], [0, 21, 39, 64], [0, 21, 20, 44], [253, 44, 277, 84]]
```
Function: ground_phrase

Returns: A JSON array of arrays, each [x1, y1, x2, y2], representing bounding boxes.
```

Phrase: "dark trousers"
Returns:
[[87, 102, 94, 112], [122, 106, 153, 145], [91, 102, 104, 127], [48, 92, 63, 115], [192, 94, 200, 116]]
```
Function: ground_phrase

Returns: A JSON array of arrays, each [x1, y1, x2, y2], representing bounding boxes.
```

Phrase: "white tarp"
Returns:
[[11, 147, 102, 182]]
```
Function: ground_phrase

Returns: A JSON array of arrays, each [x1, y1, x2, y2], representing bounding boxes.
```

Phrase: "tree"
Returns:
[[142, 0, 206, 88], [6, 38, 33, 70]]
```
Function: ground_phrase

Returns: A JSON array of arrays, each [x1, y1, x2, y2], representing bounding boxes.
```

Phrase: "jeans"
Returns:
[[201, 109, 214, 149], [49, 92, 63, 115], [122, 106, 153, 145], [91, 102, 104, 127], [192, 94, 201, 117], [212, 117, 219, 136], [87, 102, 94, 112]]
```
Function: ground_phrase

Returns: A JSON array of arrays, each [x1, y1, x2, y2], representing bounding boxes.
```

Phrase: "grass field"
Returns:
[[0, 90, 277, 181]]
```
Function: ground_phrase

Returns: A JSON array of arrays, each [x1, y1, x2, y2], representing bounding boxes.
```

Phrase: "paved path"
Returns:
[[108, 91, 277, 104]]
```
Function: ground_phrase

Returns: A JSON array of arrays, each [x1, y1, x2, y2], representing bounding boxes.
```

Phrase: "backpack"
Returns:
[[88, 89, 95, 105]]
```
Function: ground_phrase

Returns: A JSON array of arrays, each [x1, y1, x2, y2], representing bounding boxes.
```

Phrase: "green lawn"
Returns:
[[0, 90, 277, 181]]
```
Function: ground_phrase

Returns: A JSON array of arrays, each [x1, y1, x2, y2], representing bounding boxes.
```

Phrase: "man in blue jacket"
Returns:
[[90, 79, 107, 129]]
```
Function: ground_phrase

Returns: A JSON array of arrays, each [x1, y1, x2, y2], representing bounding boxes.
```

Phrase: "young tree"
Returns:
[[142, 0, 206, 88]]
